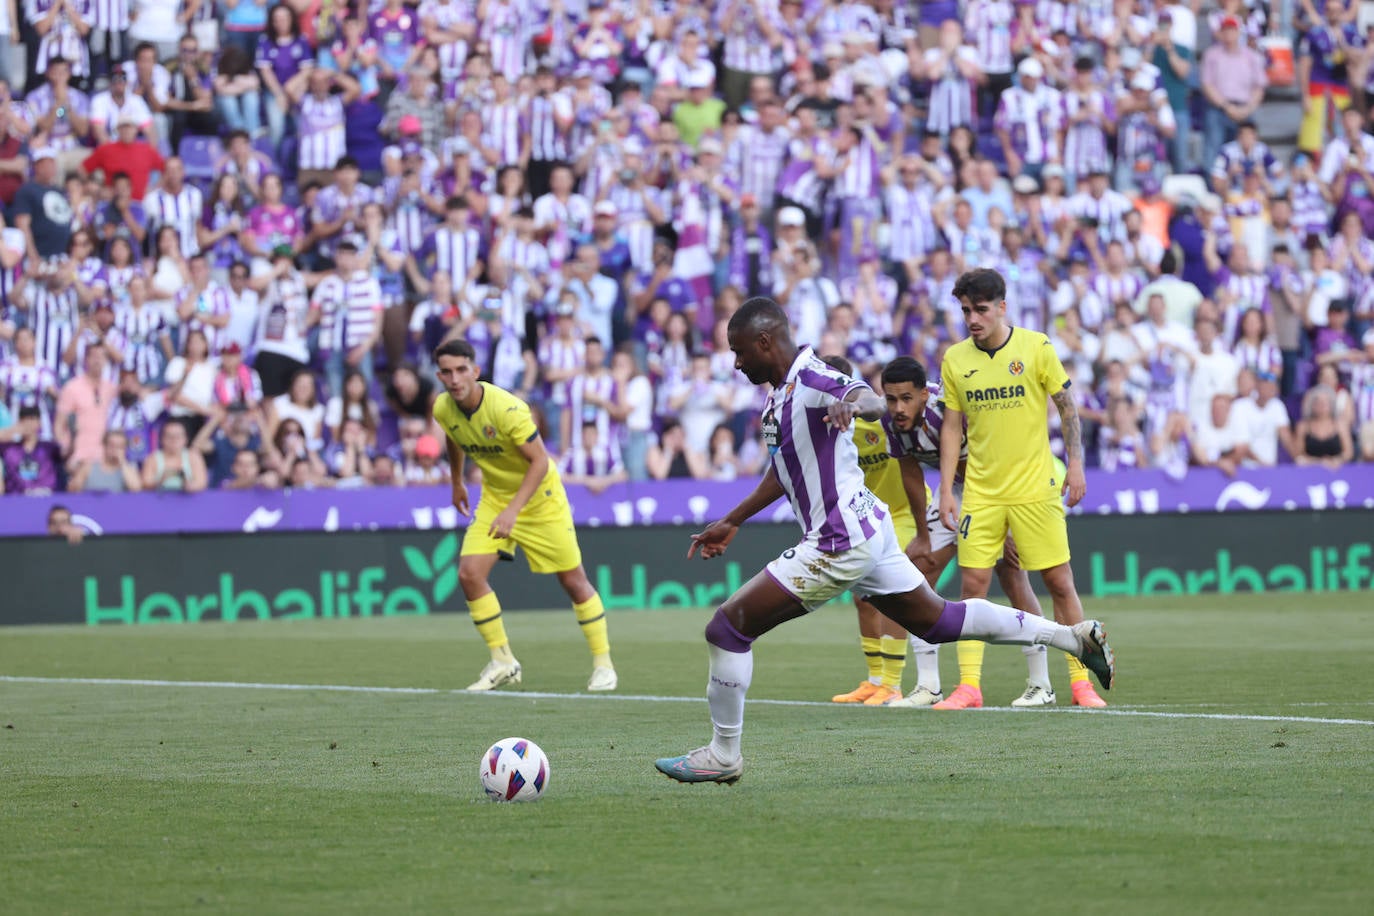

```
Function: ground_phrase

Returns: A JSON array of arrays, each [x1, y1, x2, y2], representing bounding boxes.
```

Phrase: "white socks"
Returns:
[[707, 643, 752, 764], [909, 633, 942, 692], [1024, 644, 1051, 689], [960, 598, 1080, 654]]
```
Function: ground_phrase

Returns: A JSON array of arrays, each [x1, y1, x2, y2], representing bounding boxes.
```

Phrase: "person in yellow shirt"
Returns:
[[432, 338, 616, 692], [936, 268, 1108, 709]]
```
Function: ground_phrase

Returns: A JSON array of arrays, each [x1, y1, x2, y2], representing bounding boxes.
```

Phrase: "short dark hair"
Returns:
[[433, 338, 476, 363], [881, 356, 927, 388], [951, 268, 1006, 306], [727, 296, 789, 337], [820, 354, 854, 377], [334, 155, 359, 171], [445, 195, 467, 212], [18, 405, 40, 420]]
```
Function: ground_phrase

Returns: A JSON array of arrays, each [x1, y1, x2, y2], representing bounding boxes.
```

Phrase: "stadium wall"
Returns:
[[4, 510, 1372, 626]]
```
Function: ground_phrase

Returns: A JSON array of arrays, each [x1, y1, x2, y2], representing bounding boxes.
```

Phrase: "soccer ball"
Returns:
[[479, 737, 550, 802]]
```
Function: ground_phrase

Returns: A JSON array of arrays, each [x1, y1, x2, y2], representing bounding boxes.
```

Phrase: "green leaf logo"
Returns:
[[402, 546, 433, 582], [428, 534, 460, 606]]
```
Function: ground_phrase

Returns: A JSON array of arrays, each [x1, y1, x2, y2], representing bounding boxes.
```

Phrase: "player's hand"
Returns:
[[1002, 536, 1022, 570], [452, 485, 470, 517], [823, 399, 859, 431], [938, 490, 959, 532], [489, 507, 518, 540], [688, 519, 738, 560], [1062, 460, 1087, 507]]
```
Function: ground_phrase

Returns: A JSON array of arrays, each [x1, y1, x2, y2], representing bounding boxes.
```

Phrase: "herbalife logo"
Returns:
[[84, 535, 464, 626]]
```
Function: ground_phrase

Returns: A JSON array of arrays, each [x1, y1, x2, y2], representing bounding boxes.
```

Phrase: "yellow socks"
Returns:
[[879, 636, 906, 689], [1066, 653, 1090, 685], [956, 640, 985, 688], [468, 591, 512, 660], [861, 636, 883, 683], [573, 594, 612, 663]]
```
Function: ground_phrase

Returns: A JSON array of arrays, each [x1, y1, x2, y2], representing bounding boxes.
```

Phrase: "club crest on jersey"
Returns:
[[864, 430, 880, 445], [482, 424, 497, 439], [1008, 360, 1025, 376]]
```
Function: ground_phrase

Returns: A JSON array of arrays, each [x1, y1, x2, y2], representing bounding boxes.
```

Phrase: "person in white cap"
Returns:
[[995, 56, 1061, 180], [1114, 70, 1176, 193]]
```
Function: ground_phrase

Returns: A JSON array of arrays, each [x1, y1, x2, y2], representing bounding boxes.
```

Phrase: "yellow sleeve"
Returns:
[[1036, 335, 1071, 396], [940, 350, 964, 414], [492, 388, 539, 444]]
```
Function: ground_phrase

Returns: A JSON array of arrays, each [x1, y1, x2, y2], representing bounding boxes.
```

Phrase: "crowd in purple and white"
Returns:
[[1, 0, 1373, 497]]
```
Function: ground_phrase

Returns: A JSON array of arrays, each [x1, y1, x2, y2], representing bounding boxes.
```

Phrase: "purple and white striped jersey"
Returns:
[[727, 124, 790, 209], [24, 84, 91, 151], [532, 193, 591, 267], [479, 0, 527, 81], [1036, 0, 1078, 37], [386, 190, 437, 255], [1233, 338, 1282, 376], [1067, 189, 1133, 244], [20, 280, 79, 374], [1218, 268, 1269, 313], [966, 0, 1015, 75], [0, 359, 59, 437], [537, 335, 584, 406], [998, 249, 1050, 333], [1116, 92, 1175, 164], [419, 0, 474, 80], [312, 183, 375, 257], [1061, 89, 1115, 178], [1211, 139, 1282, 186], [310, 272, 383, 351], [1350, 363, 1374, 427], [832, 136, 880, 200], [296, 94, 348, 171], [524, 92, 567, 161], [484, 99, 523, 166], [1092, 270, 1143, 309], [68, 327, 127, 384], [764, 346, 887, 552], [923, 45, 979, 136], [775, 135, 826, 213], [144, 183, 204, 257], [884, 182, 937, 262], [415, 224, 482, 292], [995, 85, 1061, 165], [86, 0, 129, 30], [719, 0, 777, 74], [881, 382, 967, 471], [28, 0, 92, 77], [568, 370, 620, 453], [559, 444, 623, 477], [113, 301, 169, 384], [177, 282, 232, 355]]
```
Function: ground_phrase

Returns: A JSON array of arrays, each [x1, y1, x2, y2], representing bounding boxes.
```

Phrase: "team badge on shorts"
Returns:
[[1008, 360, 1025, 376], [483, 424, 497, 439]]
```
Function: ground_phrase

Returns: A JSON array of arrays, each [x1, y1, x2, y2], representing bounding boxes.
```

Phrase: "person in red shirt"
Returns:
[[81, 116, 166, 200]]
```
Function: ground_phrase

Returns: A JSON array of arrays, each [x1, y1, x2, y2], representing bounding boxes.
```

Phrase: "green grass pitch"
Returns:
[[3, 592, 1373, 914]]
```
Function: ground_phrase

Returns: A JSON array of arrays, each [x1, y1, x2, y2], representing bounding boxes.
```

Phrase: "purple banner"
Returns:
[[2, 467, 1372, 538]]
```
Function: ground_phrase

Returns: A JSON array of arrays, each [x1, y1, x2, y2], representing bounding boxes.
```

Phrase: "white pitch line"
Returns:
[[3, 675, 1372, 727]]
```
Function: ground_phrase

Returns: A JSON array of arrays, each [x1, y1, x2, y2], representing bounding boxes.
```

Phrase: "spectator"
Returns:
[[323, 416, 374, 486], [163, 329, 218, 441], [145, 157, 205, 260], [1, 406, 62, 495], [255, 3, 313, 151], [266, 368, 324, 451], [325, 369, 379, 445], [249, 244, 311, 397], [177, 254, 233, 354], [385, 363, 436, 421], [46, 504, 86, 543], [222, 447, 266, 490], [11, 147, 71, 262], [90, 68, 156, 146], [142, 418, 209, 492], [69, 430, 142, 492], [106, 366, 163, 464], [223, 261, 260, 353], [1191, 392, 1249, 476], [401, 432, 448, 484], [559, 421, 626, 494], [193, 404, 264, 487], [1200, 15, 1268, 176], [199, 175, 249, 284], [27, 58, 91, 177], [646, 417, 706, 480], [265, 415, 326, 484], [210, 342, 264, 419], [310, 238, 383, 396], [54, 345, 116, 466], [243, 175, 303, 266], [1294, 384, 1354, 469], [1230, 369, 1295, 467]]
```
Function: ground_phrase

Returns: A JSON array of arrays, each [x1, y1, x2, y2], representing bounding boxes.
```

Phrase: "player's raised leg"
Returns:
[[458, 552, 522, 691], [654, 570, 808, 785]]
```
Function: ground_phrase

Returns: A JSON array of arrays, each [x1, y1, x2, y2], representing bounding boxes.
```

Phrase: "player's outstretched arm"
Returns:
[[1051, 386, 1087, 507], [688, 465, 786, 560], [824, 388, 885, 431]]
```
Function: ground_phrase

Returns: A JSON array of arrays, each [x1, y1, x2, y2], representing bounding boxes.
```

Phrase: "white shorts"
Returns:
[[766, 514, 926, 612], [926, 479, 964, 553]]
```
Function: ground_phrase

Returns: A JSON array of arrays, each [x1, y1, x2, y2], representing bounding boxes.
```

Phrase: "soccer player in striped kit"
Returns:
[[656, 297, 1113, 783]]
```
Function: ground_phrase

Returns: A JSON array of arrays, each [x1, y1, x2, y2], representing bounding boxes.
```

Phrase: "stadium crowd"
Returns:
[[2, 0, 1374, 497]]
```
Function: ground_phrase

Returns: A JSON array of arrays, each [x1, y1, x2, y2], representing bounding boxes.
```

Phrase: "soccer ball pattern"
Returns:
[[480, 737, 550, 802]]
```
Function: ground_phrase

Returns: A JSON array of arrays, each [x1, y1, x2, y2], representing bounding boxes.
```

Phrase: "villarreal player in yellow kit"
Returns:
[[938, 268, 1107, 708], [820, 356, 919, 707], [432, 339, 616, 693]]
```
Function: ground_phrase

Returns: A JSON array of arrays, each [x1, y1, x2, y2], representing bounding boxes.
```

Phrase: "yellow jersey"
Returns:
[[940, 327, 1070, 506], [853, 417, 915, 533], [433, 383, 564, 503]]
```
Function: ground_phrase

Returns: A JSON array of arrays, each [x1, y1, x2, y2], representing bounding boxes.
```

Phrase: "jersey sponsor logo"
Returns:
[[964, 384, 1027, 403], [459, 442, 505, 455], [857, 452, 890, 468], [1008, 360, 1025, 376]]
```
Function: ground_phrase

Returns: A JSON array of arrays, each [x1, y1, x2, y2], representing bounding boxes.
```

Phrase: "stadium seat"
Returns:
[[179, 135, 223, 184], [252, 134, 276, 162]]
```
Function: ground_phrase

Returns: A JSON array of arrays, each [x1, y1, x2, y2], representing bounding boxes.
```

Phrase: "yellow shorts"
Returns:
[[955, 498, 1070, 571], [461, 493, 582, 574], [893, 517, 917, 550], [1299, 85, 1350, 153]]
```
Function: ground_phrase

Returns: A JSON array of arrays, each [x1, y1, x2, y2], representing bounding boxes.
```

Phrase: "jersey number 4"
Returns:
[[958, 514, 972, 540]]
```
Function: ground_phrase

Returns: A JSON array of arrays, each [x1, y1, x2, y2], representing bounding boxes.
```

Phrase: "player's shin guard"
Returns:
[[573, 593, 612, 665], [468, 591, 514, 661], [879, 636, 906, 689], [908, 634, 941, 692], [704, 609, 754, 764], [923, 599, 1080, 655], [861, 636, 883, 683]]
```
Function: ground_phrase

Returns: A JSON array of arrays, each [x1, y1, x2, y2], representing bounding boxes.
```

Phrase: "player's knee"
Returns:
[[1041, 563, 1077, 598], [704, 607, 754, 653], [458, 562, 488, 595]]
